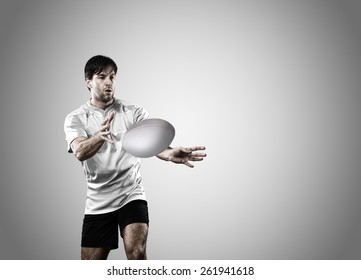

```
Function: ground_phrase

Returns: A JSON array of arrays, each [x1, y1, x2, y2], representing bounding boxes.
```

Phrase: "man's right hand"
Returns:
[[96, 111, 115, 143]]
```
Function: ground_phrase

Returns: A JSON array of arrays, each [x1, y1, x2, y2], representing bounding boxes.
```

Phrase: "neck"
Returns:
[[90, 98, 114, 110]]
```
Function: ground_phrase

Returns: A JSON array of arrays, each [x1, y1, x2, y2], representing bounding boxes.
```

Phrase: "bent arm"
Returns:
[[71, 135, 105, 161], [70, 111, 115, 161]]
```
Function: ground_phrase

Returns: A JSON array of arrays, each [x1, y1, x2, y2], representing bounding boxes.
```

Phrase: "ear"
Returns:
[[85, 79, 92, 91]]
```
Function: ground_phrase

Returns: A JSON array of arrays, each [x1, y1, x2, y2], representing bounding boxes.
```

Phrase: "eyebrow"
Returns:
[[97, 71, 115, 76], [96, 72, 115, 76]]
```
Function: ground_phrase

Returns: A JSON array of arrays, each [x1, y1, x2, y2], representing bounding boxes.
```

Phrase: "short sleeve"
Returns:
[[64, 113, 87, 153]]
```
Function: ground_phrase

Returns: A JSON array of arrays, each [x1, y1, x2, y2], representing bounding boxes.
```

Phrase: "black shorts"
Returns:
[[81, 200, 149, 249]]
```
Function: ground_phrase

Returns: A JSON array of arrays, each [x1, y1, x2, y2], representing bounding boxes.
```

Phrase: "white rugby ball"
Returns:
[[122, 118, 175, 158]]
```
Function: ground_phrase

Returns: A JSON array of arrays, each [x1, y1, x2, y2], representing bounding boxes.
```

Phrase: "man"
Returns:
[[64, 55, 206, 260]]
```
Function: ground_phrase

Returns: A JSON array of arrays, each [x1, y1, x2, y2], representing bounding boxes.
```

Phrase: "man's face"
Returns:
[[86, 66, 116, 104]]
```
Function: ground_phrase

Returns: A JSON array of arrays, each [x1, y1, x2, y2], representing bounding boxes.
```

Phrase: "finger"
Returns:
[[188, 146, 206, 152], [108, 111, 115, 122], [101, 130, 111, 136], [96, 130, 110, 138], [170, 156, 192, 166], [101, 135, 113, 143], [100, 130, 113, 142], [102, 112, 115, 125], [102, 116, 110, 125], [189, 157, 204, 162], [101, 124, 110, 132], [179, 147, 192, 154], [190, 152, 207, 157], [183, 161, 194, 168]]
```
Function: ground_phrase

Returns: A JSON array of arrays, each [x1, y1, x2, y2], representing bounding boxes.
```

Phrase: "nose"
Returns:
[[105, 77, 112, 86]]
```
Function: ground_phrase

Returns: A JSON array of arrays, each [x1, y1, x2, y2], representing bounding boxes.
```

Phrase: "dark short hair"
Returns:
[[84, 55, 118, 81]]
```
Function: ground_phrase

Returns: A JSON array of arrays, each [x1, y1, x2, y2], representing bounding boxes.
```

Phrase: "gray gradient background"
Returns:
[[0, 0, 361, 260]]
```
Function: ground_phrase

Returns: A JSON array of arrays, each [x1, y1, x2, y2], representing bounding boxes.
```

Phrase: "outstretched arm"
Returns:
[[157, 146, 207, 168]]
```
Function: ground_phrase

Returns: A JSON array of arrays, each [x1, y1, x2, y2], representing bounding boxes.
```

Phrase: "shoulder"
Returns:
[[64, 104, 89, 125], [114, 98, 149, 124], [115, 98, 145, 112], [66, 103, 88, 116]]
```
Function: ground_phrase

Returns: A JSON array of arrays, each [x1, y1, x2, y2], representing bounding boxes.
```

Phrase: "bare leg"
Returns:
[[122, 223, 148, 260], [81, 247, 111, 260]]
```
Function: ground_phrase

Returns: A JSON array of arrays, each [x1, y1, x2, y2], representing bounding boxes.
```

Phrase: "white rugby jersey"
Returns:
[[64, 98, 149, 214]]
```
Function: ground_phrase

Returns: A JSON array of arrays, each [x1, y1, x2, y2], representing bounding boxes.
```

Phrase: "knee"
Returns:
[[81, 247, 110, 260], [126, 244, 147, 260]]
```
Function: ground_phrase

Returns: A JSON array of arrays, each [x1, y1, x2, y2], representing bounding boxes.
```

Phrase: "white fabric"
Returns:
[[64, 98, 149, 214]]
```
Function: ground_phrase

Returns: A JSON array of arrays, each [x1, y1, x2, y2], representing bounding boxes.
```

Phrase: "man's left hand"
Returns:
[[158, 146, 207, 168]]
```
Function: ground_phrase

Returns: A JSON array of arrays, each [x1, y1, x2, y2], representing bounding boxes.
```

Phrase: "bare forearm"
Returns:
[[73, 135, 104, 161]]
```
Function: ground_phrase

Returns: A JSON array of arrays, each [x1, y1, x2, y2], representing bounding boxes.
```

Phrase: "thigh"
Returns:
[[122, 222, 149, 246], [122, 222, 149, 259]]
